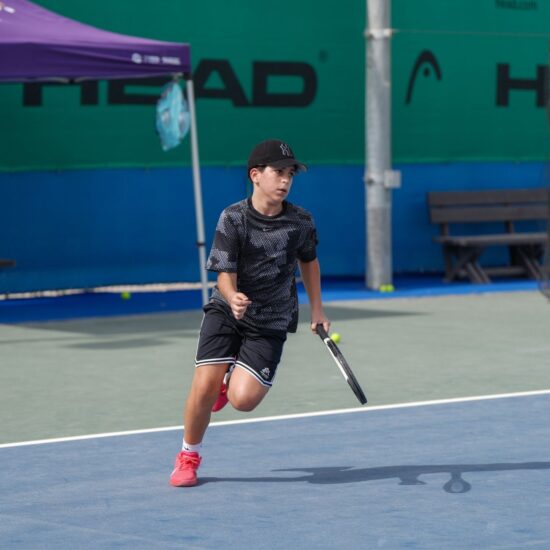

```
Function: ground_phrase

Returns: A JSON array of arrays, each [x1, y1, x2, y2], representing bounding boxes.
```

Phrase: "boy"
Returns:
[[170, 138, 330, 487]]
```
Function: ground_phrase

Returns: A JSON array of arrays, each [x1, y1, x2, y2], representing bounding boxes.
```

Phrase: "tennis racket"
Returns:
[[316, 325, 367, 405]]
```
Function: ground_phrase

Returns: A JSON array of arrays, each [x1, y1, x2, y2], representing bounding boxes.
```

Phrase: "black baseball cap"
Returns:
[[247, 139, 307, 174]]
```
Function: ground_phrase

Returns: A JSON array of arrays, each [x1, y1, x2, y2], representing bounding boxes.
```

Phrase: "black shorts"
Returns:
[[195, 303, 287, 387]]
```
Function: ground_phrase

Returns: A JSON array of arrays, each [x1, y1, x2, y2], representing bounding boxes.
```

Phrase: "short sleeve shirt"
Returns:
[[206, 198, 318, 332]]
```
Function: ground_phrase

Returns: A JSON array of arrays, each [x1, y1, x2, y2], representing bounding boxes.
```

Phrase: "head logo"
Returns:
[[405, 50, 442, 104]]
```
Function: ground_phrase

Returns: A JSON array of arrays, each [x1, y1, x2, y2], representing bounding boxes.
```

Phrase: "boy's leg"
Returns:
[[171, 305, 242, 487], [183, 363, 228, 444], [170, 363, 227, 488]]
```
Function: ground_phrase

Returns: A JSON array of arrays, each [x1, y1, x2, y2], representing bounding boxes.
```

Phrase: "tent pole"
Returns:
[[185, 78, 209, 306], [365, 0, 393, 290]]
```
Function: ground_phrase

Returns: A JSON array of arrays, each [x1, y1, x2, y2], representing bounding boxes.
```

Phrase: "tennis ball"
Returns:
[[330, 332, 341, 343], [120, 291, 131, 300]]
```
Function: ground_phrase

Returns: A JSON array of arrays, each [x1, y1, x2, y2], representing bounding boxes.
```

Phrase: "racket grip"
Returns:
[[316, 324, 329, 339]]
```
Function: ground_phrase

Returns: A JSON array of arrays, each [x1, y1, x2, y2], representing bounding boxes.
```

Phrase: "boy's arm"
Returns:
[[217, 271, 251, 320], [298, 258, 330, 333]]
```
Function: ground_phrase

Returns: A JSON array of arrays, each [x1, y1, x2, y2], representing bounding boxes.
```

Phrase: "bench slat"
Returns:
[[428, 188, 549, 207], [434, 232, 548, 247], [430, 205, 548, 224]]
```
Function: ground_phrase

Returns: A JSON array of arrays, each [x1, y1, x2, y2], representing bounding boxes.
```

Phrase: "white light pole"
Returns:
[[365, 0, 398, 289]]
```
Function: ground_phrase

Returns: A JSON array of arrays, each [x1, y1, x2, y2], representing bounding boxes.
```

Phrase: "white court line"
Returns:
[[1, 388, 549, 450]]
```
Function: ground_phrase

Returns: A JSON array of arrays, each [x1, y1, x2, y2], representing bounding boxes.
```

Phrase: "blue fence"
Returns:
[[0, 162, 547, 293]]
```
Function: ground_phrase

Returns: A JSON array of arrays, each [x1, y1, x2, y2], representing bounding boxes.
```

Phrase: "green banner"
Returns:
[[393, 0, 550, 162], [0, 0, 548, 171]]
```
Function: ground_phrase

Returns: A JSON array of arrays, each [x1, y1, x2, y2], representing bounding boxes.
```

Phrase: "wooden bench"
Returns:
[[0, 259, 16, 269], [427, 188, 549, 284]]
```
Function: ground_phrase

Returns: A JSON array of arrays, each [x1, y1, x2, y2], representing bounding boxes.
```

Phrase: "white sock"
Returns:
[[182, 439, 202, 453]]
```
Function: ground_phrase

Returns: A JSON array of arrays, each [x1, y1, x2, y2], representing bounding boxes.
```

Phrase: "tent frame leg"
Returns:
[[185, 78, 209, 306]]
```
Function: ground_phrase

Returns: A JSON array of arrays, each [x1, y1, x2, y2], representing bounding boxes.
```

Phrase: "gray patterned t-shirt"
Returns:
[[206, 198, 318, 332]]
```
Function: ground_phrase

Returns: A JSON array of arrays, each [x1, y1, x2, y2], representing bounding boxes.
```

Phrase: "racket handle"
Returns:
[[316, 324, 329, 339]]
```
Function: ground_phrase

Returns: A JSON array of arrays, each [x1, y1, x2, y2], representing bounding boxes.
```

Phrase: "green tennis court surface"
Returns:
[[0, 290, 548, 444]]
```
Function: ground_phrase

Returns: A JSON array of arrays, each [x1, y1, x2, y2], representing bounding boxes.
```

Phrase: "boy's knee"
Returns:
[[228, 387, 263, 412], [231, 399, 257, 412], [192, 374, 223, 402]]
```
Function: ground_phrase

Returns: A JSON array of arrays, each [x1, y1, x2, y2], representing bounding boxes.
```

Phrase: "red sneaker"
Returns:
[[170, 451, 201, 487], [211, 382, 229, 412]]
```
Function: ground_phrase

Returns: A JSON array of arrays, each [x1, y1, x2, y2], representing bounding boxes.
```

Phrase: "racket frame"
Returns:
[[316, 325, 367, 405]]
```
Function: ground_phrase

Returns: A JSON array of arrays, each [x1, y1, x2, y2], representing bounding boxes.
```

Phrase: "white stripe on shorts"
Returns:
[[235, 360, 273, 388], [195, 356, 236, 368]]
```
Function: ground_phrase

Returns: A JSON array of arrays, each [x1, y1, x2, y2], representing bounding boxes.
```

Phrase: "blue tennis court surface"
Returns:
[[1, 392, 549, 549]]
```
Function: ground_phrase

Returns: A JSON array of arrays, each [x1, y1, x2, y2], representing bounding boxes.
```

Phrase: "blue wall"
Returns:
[[0, 162, 547, 293]]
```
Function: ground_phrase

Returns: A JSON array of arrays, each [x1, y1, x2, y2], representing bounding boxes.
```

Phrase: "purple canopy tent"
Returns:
[[0, 0, 208, 303]]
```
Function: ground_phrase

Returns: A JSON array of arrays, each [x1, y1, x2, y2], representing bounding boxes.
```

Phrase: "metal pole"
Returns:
[[365, 0, 394, 290], [186, 78, 209, 306]]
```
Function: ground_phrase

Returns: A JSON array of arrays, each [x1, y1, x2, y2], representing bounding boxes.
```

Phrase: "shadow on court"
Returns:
[[17, 303, 422, 333], [18, 312, 203, 336], [6, 304, 423, 350], [201, 461, 550, 494], [310, 304, 424, 322]]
